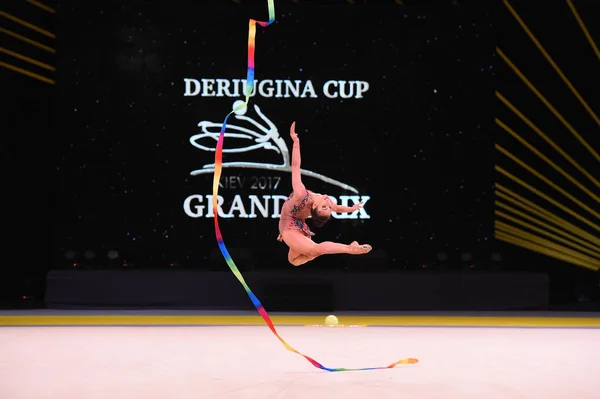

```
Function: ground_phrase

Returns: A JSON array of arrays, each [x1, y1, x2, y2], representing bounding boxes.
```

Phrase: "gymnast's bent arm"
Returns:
[[289, 122, 306, 200], [332, 202, 363, 213]]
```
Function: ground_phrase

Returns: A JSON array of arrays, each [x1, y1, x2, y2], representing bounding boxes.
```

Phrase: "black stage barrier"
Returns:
[[45, 269, 549, 311]]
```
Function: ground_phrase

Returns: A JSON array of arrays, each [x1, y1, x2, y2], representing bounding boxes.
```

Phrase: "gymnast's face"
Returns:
[[313, 195, 333, 218]]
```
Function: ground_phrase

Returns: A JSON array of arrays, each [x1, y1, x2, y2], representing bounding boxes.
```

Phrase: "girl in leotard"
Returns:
[[277, 122, 372, 266]]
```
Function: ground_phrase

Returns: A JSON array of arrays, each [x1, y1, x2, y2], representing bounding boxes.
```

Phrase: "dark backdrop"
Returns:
[[3, 0, 597, 306], [53, 0, 497, 271]]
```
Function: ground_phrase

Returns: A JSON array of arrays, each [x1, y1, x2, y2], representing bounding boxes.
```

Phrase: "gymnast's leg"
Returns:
[[281, 229, 372, 266], [287, 248, 316, 266]]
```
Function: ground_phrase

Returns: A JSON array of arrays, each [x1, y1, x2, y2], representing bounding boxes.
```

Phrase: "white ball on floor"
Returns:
[[325, 315, 338, 326]]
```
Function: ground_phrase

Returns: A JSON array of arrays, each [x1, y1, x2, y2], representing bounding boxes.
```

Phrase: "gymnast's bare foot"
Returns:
[[350, 241, 372, 254]]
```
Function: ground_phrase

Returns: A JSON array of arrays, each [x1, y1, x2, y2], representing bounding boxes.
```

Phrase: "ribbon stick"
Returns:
[[211, 0, 418, 372]]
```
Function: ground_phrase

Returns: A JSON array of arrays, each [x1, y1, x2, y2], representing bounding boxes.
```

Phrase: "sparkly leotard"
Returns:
[[277, 189, 315, 240]]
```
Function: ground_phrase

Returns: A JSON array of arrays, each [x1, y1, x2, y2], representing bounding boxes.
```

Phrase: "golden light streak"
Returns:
[[496, 91, 600, 190], [0, 46, 55, 71], [0, 60, 54, 84], [495, 118, 600, 204], [495, 231, 598, 271], [496, 144, 600, 221], [496, 223, 599, 267], [25, 0, 56, 14], [495, 187, 600, 248], [504, 0, 600, 127], [0, 10, 55, 39], [495, 208, 600, 260], [0, 27, 55, 53], [496, 48, 600, 163], [495, 166, 600, 233], [566, 0, 600, 63]]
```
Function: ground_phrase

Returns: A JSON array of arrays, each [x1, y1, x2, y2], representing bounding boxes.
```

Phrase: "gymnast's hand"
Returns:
[[351, 202, 364, 211], [290, 122, 299, 143]]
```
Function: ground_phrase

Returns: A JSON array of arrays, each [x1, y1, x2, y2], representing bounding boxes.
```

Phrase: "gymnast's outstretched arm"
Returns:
[[289, 122, 306, 200], [332, 201, 363, 213]]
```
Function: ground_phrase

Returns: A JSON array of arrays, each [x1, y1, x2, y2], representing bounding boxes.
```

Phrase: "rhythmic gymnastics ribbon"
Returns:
[[211, 0, 418, 372]]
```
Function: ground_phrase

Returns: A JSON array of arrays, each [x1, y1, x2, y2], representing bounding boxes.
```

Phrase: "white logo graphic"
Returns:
[[189, 100, 359, 194]]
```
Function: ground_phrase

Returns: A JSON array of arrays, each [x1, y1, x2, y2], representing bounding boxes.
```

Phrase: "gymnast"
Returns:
[[277, 122, 372, 266]]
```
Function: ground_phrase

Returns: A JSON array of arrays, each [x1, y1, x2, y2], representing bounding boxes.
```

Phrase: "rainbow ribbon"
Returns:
[[211, 0, 418, 372]]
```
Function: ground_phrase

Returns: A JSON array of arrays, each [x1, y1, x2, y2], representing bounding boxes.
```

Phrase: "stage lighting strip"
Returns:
[[2, 315, 600, 327]]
